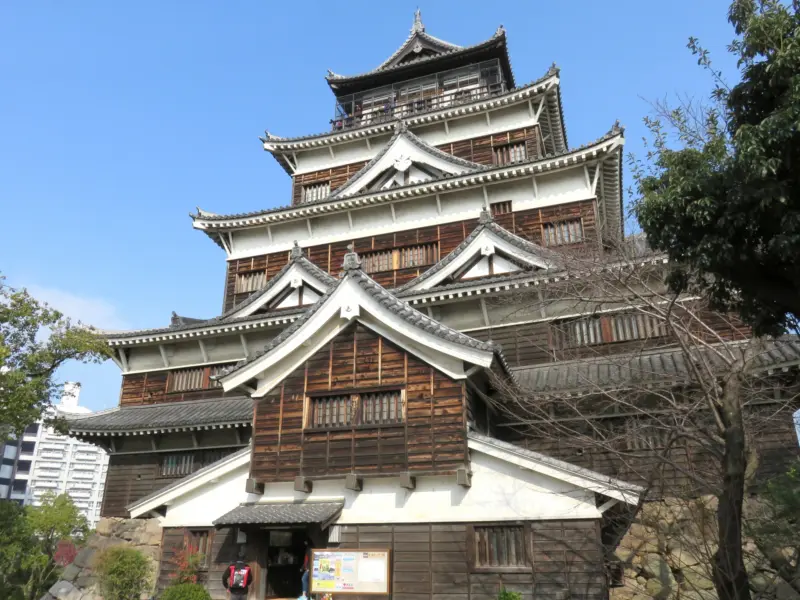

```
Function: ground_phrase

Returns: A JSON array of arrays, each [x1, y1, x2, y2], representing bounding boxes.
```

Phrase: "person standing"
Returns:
[[223, 558, 252, 600], [300, 540, 312, 598]]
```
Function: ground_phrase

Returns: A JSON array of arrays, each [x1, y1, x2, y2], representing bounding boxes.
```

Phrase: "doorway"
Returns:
[[263, 529, 310, 599]]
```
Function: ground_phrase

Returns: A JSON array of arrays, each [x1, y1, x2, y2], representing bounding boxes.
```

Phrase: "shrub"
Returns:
[[160, 583, 212, 600], [95, 546, 152, 600], [497, 587, 522, 600], [169, 542, 205, 584]]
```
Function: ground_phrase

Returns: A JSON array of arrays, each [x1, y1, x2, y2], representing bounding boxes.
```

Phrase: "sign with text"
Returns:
[[310, 549, 391, 595]]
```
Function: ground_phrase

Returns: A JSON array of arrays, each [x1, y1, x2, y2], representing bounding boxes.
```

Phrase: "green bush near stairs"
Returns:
[[160, 582, 213, 600]]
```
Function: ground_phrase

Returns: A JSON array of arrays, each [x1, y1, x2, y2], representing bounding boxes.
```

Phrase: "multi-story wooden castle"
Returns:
[[68, 12, 800, 600]]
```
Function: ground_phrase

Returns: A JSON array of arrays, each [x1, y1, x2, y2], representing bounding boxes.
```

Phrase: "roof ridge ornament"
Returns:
[[609, 119, 625, 135], [411, 8, 424, 34], [290, 240, 304, 259], [394, 120, 409, 133], [342, 243, 362, 271], [548, 62, 560, 76], [494, 25, 505, 37], [478, 209, 494, 225]]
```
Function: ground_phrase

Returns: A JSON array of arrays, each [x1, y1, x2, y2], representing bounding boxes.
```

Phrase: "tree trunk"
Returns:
[[713, 373, 752, 600]]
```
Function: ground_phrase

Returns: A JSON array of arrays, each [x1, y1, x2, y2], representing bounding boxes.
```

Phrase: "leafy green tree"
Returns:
[[0, 493, 88, 600], [633, 0, 800, 337], [0, 502, 30, 599], [0, 273, 111, 434], [21, 493, 89, 600], [95, 546, 153, 600]]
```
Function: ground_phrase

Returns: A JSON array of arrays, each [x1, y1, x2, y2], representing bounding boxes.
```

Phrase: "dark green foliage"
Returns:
[[160, 583, 213, 600], [497, 587, 523, 600], [0, 493, 88, 600], [95, 546, 153, 600], [633, 0, 800, 336]]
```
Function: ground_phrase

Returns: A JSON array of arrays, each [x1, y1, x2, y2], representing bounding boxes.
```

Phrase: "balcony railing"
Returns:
[[331, 82, 507, 132]]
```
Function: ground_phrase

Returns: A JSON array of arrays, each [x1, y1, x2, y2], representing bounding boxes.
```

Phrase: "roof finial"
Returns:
[[478, 209, 494, 225], [548, 62, 560, 76], [342, 243, 362, 271], [494, 25, 505, 37], [291, 240, 304, 259], [394, 120, 409, 134], [609, 120, 624, 135], [411, 8, 424, 34]]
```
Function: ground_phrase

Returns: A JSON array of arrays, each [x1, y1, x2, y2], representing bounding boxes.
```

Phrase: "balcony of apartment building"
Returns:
[[71, 463, 98, 472], [73, 451, 99, 462], [67, 488, 92, 500], [331, 60, 507, 131], [70, 471, 96, 481], [19, 441, 36, 458], [36, 468, 62, 479], [32, 481, 59, 493]]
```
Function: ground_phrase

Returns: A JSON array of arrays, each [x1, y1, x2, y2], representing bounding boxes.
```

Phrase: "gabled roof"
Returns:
[[225, 243, 336, 319], [67, 396, 253, 436], [511, 338, 800, 397], [199, 124, 623, 233], [128, 446, 252, 517], [261, 68, 557, 154], [218, 250, 509, 396], [325, 12, 513, 94], [396, 210, 561, 293], [214, 502, 344, 527], [328, 122, 483, 199], [467, 431, 642, 505]]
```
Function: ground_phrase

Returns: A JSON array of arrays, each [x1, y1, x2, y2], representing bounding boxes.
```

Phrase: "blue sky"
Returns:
[[0, 1, 740, 412]]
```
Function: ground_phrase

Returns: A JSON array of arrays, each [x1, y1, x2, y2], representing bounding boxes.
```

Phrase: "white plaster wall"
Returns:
[[291, 103, 534, 175], [159, 450, 600, 528], [225, 168, 594, 261], [310, 212, 350, 240]]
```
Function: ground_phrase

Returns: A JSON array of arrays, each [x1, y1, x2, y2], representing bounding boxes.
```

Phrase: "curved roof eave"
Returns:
[[195, 124, 624, 232]]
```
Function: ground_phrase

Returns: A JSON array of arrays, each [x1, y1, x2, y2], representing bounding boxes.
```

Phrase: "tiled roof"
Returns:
[[213, 502, 344, 526], [218, 253, 501, 382], [327, 123, 484, 200], [511, 339, 800, 395], [67, 396, 253, 435], [326, 28, 506, 86], [104, 247, 331, 341], [394, 210, 561, 293], [199, 121, 621, 226], [128, 446, 251, 511], [260, 69, 554, 148]]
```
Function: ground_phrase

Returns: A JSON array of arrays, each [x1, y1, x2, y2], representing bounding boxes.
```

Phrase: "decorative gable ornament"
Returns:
[[393, 155, 412, 172], [480, 244, 495, 256]]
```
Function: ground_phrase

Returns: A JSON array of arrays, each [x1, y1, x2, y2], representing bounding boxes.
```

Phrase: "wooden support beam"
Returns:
[[118, 348, 129, 372], [191, 431, 199, 448], [306, 219, 313, 236], [150, 436, 159, 451], [389, 204, 396, 223], [198, 339, 209, 362], [365, 137, 371, 150], [240, 334, 250, 359], [347, 211, 354, 230], [245, 478, 264, 495], [234, 427, 242, 445], [443, 120, 450, 135], [531, 175, 538, 200], [109, 438, 117, 453], [480, 299, 491, 327], [485, 112, 491, 126], [345, 474, 362, 492], [435, 193, 442, 215], [328, 146, 335, 158], [456, 467, 471, 488], [294, 476, 312, 493], [158, 345, 169, 368], [399, 473, 416, 490]]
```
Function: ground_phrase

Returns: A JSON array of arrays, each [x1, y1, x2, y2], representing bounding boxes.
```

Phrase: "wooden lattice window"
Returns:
[[166, 365, 228, 393], [361, 244, 439, 273], [542, 218, 584, 246], [493, 142, 527, 166], [551, 312, 668, 350], [235, 270, 267, 294], [302, 181, 330, 204], [471, 525, 528, 571], [188, 530, 211, 568], [307, 390, 405, 429], [490, 201, 512, 216], [161, 453, 194, 477]]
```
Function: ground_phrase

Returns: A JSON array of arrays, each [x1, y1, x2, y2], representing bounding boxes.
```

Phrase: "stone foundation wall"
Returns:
[[42, 517, 162, 600], [610, 497, 799, 600]]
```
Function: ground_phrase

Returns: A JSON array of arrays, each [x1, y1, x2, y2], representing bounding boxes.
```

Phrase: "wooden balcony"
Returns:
[[331, 82, 507, 132]]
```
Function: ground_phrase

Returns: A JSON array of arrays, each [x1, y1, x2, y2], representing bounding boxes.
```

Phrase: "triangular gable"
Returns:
[[329, 124, 482, 200], [396, 211, 561, 293], [227, 244, 336, 319], [376, 10, 463, 71], [467, 432, 643, 505], [219, 252, 499, 397]]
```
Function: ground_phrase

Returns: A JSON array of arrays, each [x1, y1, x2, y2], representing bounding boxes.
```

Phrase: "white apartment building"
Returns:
[[0, 383, 109, 528]]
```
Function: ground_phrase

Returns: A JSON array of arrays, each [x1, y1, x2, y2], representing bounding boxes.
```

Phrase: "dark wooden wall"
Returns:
[[159, 526, 240, 599], [224, 200, 598, 311], [290, 126, 542, 206], [251, 324, 468, 483], [101, 449, 242, 518], [337, 520, 606, 600], [120, 369, 237, 406]]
